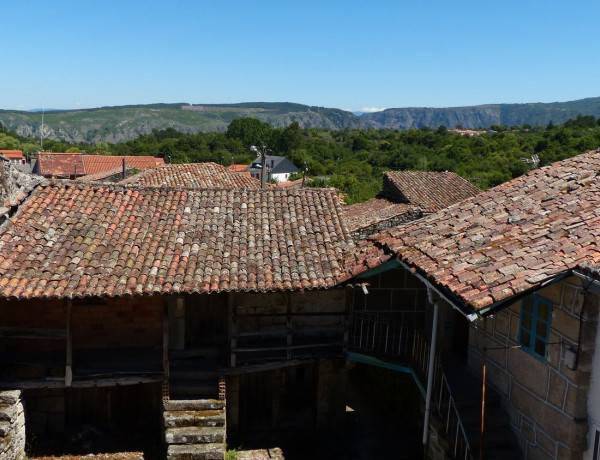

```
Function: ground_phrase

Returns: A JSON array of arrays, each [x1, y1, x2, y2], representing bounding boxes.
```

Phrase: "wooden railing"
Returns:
[[349, 312, 472, 460]]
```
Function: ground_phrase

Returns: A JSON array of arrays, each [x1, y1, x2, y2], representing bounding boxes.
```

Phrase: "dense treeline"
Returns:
[[2, 115, 600, 204]]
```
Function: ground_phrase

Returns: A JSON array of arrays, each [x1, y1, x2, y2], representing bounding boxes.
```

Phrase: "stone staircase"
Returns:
[[163, 399, 226, 460], [164, 347, 226, 459]]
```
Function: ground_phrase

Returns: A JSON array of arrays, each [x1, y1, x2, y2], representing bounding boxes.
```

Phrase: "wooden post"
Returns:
[[480, 317, 487, 460], [343, 286, 352, 353], [65, 299, 73, 387], [229, 292, 236, 367], [163, 302, 169, 379], [286, 292, 292, 361]]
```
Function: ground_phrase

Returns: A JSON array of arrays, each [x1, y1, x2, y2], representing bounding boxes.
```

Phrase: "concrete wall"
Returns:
[[0, 390, 25, 460], [467, 276, 599, 459]]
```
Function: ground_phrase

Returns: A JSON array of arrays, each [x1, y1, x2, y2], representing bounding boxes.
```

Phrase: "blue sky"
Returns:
[[2, 0, 599, 112]]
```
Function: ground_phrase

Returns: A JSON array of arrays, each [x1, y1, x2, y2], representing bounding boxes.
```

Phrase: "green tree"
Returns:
[[226, 117, 272, 148]]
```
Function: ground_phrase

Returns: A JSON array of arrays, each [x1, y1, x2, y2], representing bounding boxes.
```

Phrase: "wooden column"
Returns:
[[65, 299, 73, 387], [343, 286, 352, 353], [163, 302, 170, 379], [228, 292, 236, 367], [286, 292, 292, 361]]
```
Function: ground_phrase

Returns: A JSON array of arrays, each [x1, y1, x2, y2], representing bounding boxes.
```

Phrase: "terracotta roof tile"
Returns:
[[37, 154, 161, 177], [0, 183, 352, 299], [0, 150, 25, 160], [383, 171, 480, 212], [374, 149, 600, 311], [37, 153, 86, 176], [118, 163, 264, 189]]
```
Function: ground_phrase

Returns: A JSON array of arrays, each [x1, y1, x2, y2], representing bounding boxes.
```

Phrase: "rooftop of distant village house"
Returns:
[[35, 153, 163, 177], [117, 162, 263, 188]]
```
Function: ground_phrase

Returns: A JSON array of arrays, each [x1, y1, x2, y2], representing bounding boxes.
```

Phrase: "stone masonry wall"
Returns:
[[467, 276, 599, 459], [350, 210, 422, 242], [0, 390, 25, 460]]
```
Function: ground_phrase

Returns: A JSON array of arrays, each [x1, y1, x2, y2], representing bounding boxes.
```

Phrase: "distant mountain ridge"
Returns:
[[1, 97, 600, 144]]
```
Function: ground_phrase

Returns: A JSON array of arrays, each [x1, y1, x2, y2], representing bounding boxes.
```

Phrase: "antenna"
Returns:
[[40, 107, 45, 150]]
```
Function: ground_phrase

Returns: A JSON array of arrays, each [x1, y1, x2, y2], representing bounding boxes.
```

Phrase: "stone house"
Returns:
[[349, 149, 600, 459], [0, 182, 354, 458], [342, 170, 480, 241]]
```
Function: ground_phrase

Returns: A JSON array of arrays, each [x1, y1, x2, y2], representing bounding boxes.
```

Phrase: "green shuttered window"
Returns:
[[518, 294, 552, 360]]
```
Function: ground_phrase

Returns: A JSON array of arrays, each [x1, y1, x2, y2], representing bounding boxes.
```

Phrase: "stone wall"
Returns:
[[466, 276, 599, 459], [0, 390, 25, 460], [350, 210, 422, 242]]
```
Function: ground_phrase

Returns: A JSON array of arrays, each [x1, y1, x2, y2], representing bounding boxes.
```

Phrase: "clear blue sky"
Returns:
[[2, 0, 599, 112]]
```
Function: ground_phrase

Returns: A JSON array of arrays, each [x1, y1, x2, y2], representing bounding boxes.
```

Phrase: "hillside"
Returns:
[[2, 97, 600, 143], [0, 103, 362, 144], [361, 97, 600, 129]]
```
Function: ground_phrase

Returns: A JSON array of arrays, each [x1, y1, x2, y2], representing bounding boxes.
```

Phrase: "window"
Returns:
[[518, 294, 552, 359]]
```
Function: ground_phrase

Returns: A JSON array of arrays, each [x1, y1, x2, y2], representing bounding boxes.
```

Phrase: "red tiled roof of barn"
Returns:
[[374, 149, 600, 311], [383, 171, 480, 212], [0, 183, 352, 299], [117, 163, 264, 189]]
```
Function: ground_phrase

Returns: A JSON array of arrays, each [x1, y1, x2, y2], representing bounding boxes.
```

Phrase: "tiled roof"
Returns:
[[77, 166, 138, 183], [118, 163, 264, 189], [375, 149, 600, 311], [83, 155, 161, 175], [0, 150, 25, 160], [342, 198, 417, 232], [0, 183, 352, 299], [277, 178, 304, 188], [37, 153, 86, 177], [343, 239, 394, 280], [228, 164, 250, 173], [383, 171, 480, 212], [36, 154, 160, 177]]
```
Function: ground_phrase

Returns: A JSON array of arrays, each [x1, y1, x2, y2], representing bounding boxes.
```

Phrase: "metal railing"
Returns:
[[349, 312, 472, 460], [348, 311, 414, 363]]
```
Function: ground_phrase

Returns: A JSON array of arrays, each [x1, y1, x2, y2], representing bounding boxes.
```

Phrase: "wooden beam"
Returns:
[[163, 301, 169, 379], [286, 292, 292, 361], [65, 299, 72, 387], [233, 341, 344, 353], [228, 292, 236, 367], [0, 327, 66, 339]]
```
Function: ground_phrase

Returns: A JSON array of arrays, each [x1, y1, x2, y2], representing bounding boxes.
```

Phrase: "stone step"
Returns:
[[164, 399, 225, 412], [165, 426, 225, 445], [167, 442, 225, 460], [164, 410, 226, 428]]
